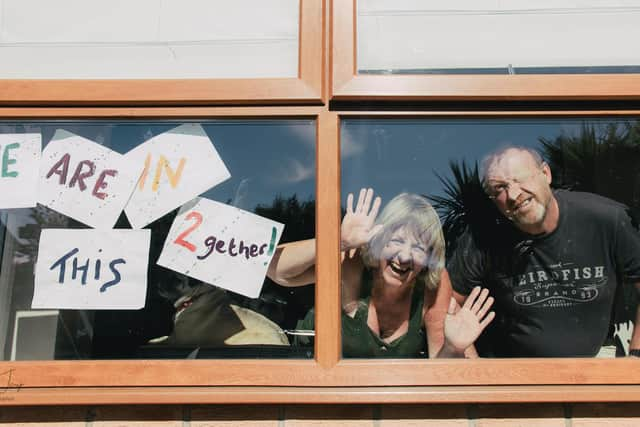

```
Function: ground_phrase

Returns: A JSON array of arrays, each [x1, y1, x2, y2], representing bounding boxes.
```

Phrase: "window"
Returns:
[[1, 0, 640, 406], [341, 117, 640, 359], [0, 0, 322, 105], [332, 0, 640, 101], [357, 1, 640, 75], [0, 119, 316, 361]]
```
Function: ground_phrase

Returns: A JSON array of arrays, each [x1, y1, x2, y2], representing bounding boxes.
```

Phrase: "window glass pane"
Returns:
[[358, 0, 640, 75], [0, 119, 315, 360], [341, 117, 640, 358], [0, 0, 298, 79]]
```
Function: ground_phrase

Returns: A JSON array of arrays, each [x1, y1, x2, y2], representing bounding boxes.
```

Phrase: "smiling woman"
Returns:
[[342, 117, 640, 359], [267, 188, 495, 358]]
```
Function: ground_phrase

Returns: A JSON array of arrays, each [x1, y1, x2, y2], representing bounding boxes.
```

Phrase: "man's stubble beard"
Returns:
[[507, 197, 549, 229]]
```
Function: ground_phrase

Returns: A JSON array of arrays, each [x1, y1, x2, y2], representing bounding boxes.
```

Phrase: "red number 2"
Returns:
[[174, 211, 203, 252]]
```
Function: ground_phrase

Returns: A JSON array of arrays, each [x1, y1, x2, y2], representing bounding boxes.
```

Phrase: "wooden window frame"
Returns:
[[0, 0, 323, 107], [0, 109, 640, 406], [1, 0, 640, 407], [331, 0, 640, 101]]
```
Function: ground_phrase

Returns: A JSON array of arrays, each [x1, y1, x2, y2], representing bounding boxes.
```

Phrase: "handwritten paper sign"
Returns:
[[157, 197, 284, 298], [0, 133, 41, 209], [38, 130, 142, 229], [124, 124, 231, 229], [33, 229, 150, 309]]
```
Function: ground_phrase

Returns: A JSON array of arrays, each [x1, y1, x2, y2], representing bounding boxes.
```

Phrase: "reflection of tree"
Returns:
[[540, 121, 640, 325], [251, 194, 316, 329], [148, 194, 317, 331], [254, 194, 315, 243], [16, 205, 70, 263], [428, 161, 505, 258], [540, 121, 640, 216], [431, 121, 640, 256]]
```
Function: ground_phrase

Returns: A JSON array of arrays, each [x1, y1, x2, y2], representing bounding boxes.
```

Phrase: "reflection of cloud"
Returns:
[[559, 123, 582, 137], [287, 122, 316, 151], [341, 132, 366, 158], [231, 178, 251, 210], [275, 159, 314, 184]]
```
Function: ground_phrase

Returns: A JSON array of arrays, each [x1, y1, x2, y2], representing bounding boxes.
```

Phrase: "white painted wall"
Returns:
[[358, 0, 640, 72], [0, 0, 299, 78]]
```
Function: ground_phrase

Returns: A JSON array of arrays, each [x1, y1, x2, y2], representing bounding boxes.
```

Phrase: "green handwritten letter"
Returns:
[[1, 143, 20, 178]]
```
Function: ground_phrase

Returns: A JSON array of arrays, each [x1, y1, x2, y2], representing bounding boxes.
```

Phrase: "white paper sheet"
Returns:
[[0, 133, 41, 209], [124, 124, 231, 229], [157, 197, 284, 298], [33, 229, 150, 309], [38, 130, 142, 229]]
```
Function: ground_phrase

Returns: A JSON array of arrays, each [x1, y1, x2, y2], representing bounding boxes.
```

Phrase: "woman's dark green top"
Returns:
[[296, 272, 427, 358]]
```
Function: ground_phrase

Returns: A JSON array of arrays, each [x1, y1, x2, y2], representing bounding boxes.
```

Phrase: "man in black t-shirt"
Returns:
[[449, 146, 640, 357]]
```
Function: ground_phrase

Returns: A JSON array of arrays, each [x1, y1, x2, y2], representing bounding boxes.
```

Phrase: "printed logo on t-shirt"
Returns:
[[512, 262, 606, 308]]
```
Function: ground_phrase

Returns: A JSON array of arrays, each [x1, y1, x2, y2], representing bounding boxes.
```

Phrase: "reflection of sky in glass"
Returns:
[[0, 120, 316, 211], [360, 66, 640, 75], [340, 118, 629, 205], [0, 120, 317, 359]]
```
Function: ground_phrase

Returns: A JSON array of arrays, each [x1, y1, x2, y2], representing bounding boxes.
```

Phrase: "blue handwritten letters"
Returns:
[[33, 229, 150, 310], [49, 247, 126, 293]]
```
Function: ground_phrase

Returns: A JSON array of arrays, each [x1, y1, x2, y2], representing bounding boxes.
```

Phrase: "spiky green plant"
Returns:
[[540, 121, 640, 215], [428, 160, 504, 258]]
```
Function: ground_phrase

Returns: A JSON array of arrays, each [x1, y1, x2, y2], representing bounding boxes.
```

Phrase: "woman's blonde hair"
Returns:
[[360, 193, 445, 291]]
